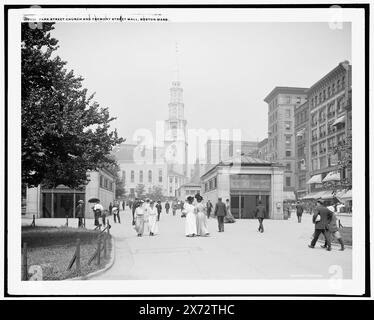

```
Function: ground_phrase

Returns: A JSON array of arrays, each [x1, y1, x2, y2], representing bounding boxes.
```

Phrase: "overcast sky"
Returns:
[[51, 22, 351, 143]]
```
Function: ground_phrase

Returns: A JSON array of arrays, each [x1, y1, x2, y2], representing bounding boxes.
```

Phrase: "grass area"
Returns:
[[22, 227, 112, 280], [318, 227, 352, 246]]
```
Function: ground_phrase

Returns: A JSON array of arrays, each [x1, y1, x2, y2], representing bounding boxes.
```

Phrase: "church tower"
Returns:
[[164, 80, 188, 178]]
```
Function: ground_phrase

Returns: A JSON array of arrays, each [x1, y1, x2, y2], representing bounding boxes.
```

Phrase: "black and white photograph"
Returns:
[[2, 3, 370, 299]]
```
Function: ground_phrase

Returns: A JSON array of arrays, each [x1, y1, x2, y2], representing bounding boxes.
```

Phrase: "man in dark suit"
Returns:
[[255, 200, 266, 233], [296, 201, 304, 223], [132, 198, 139, 225], [214, 198, 227, 232], [156, 200, 162, 221], [206, 200, 213, 219], [309, 199, 333, 251]]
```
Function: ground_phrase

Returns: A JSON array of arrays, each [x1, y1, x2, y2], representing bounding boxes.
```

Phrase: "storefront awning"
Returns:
[[336, 189, 352, 201], [301, 191, 324, 200], [306, 174, 322, 184], [322, 171, 341, 182], [319, 190, 335, 200], [283, 191, 296, 201], [332, 115, 346, 126]]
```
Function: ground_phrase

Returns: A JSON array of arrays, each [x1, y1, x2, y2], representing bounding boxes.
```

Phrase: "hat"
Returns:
[[78, 200, 84, 204], [195, 193, 203, 201], [316, 198, 324, 205], [186, 196, 194, 203]]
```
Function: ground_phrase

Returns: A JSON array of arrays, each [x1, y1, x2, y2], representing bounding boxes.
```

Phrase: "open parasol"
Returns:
[[88, 197, 100, 203]]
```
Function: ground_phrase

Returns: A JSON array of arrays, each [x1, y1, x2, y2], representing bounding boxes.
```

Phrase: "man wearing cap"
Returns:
[[214, 197, 227, 232], [132, 198, 139, 226], [309, 199, 333, 251], [76, 200, 84, 228]]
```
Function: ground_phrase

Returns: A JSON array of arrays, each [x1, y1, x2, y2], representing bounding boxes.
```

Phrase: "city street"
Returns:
[[90, 208, 351, 280]]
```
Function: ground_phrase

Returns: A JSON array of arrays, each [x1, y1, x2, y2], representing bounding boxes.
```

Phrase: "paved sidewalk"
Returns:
[[85, 208, 352, 280], [22, 210, 352, 280]]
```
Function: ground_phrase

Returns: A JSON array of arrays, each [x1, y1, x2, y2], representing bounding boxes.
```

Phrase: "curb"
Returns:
[[69, 236, 116, 280]]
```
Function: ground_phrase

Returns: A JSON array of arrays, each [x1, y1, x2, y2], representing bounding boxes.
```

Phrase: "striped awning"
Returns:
[[306, 174, 322, 184], [332, 115, 346, 126], [322, 171, 341, 182]]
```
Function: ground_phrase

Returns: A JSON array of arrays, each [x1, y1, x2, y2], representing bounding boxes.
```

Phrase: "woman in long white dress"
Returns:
[[224, 199, 236, 223], [148, 200, 159, 236], [183, 196, 197, 237], [195, 194, 209, 236], [143, 199, 151, 234], [135, 200, 145, 236]]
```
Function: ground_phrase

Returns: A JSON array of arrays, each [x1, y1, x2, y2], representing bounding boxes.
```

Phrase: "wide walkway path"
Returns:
[[88, 208, 352, 280]]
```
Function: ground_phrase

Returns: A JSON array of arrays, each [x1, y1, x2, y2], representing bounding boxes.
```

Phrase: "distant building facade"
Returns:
[[205, 139, 259, 173], [177, 182, 201, 201], [306, 61, 352, 197], [294, 101, 310, 199], [200, 155, 284, 220], [26, 168, 116, 219], [257, 138, 269, 160], [263, 87, 308, 193]]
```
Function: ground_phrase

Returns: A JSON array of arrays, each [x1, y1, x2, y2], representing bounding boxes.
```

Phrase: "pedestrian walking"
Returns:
[[255, 200, 266, 233], [224, 199, 236, 223], [134, 200, 145, 237], [206, 200, 213, 219], [165, 201, 170, 214], [76, 200, 84, 228], [132, 198, 139, 225], [156, 200, 162, 221], [148, 200, 159, 236], [102, 209, 108, 226], [308, 199, 333, 251], [109, 202, 113, 215], [93, 201, 104, 227], [195, 194, 209, 236], [143, 199, 151, 234], [122, 200, 125, 211], [214, 197, 227, 232], [321, 211, 345, 251], [172, 201, 177, 216], [183, 196, 197, 237], [112, 200, 121, 223], [296, 201, 304, 223]]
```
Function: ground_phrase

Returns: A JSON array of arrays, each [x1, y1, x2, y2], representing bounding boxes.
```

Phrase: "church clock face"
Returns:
[[165, 143, 180, 163]]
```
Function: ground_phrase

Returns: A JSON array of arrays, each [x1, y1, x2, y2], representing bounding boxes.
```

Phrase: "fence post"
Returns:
[[22, 243, 28, 281], [97, 236, 101, 265], [76, 238, 81, 274]]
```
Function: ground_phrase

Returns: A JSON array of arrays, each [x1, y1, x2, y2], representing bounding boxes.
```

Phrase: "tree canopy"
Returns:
[[22, 23, 124, 189]]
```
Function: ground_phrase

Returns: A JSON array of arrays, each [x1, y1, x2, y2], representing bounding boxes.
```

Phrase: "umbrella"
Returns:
[[88, 198, 100, 203]]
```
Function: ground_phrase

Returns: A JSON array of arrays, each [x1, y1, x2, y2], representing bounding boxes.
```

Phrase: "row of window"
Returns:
[[99, 175, 113, 191], [204, 177, 217, 193], [311, 97, 345, 127], [310, 75, 346, 108], [311, 133, 346, 158], [122, 169, 163, 184]]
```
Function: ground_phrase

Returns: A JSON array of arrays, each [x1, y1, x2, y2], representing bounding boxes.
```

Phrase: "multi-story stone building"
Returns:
[[205, 139, 259, 173], [294, 101, 310, 199], [257, 138, 269, 161], [263, 87, 308, 194], [306, 61, 351, 197]]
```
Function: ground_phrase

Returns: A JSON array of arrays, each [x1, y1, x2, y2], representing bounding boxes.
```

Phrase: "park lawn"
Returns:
[[22, 227, 112, 280], [318, 227, 352, 246]]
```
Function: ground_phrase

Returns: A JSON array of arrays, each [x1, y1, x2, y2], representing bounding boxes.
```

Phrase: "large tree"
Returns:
[[22, 23, 124, 189]]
